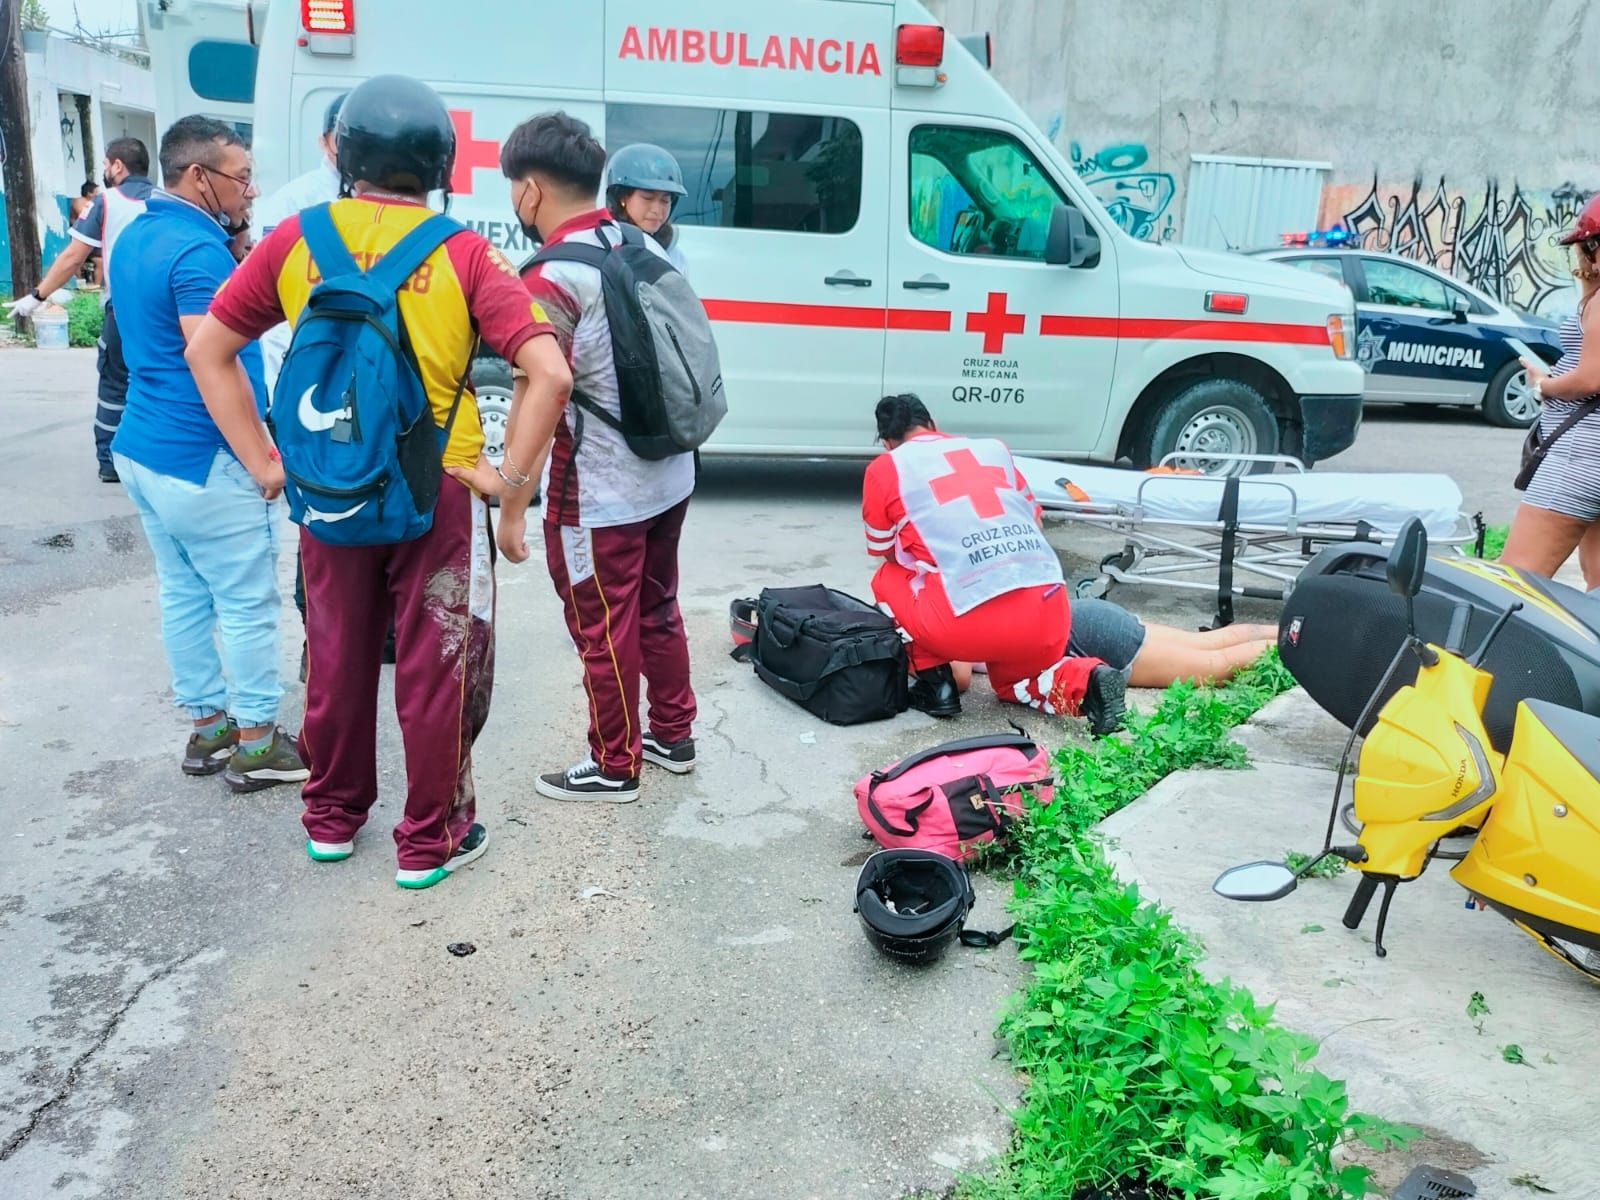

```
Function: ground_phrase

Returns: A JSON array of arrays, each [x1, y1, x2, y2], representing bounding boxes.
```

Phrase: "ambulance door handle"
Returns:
[[825, 273, 873, 287], [903, 277, 950, 291]]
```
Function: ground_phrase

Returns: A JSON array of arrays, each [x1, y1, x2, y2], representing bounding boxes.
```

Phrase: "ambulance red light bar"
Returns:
[[1205, 291, 1249, 315], [302, 0, 354, 34], [896, 24, 945, 67]]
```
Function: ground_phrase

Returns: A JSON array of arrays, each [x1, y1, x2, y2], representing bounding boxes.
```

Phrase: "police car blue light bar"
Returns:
[[1280, 227, 1354, 248]]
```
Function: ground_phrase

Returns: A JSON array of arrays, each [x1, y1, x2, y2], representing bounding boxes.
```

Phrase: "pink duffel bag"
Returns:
[[855, 730, 1055, 863]]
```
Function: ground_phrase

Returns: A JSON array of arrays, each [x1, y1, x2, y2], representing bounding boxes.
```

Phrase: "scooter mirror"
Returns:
[[1386, 517, 1429, 601], [1212, 861, 1300, 902]]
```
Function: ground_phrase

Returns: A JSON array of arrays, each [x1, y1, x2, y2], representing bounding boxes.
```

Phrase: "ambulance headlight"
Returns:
[[1327, 312, 1354, 360]]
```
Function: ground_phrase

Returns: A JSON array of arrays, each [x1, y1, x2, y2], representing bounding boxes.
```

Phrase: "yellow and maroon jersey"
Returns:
[[211, 197, 553, 469]]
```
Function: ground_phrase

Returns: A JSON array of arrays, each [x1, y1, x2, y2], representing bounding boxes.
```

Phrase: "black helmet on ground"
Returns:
[[854, 849, 975, 964], [335, 75, 456, 197]]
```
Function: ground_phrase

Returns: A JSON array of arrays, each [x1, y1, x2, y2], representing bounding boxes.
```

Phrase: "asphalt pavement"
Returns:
[[0, 351, 1538, 1199]]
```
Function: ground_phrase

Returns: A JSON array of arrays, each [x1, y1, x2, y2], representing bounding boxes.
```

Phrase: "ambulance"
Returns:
[[142, 0, 1365, 474]]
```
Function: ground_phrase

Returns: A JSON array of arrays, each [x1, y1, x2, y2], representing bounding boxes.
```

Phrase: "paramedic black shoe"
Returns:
[[536, 758, 641, 804], [641, 733, 696, 774], [98, 463, 120, 484], [909, 664, 962, 719], [1080, 665, 1128, 737]]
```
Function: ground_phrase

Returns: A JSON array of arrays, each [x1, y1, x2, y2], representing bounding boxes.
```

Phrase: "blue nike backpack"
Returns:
[[270, 203, 472, 546]]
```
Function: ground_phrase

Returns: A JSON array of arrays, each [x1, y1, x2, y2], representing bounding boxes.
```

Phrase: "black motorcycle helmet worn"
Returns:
[[335, 75, 456, 197], [855, 849, 975, 965]]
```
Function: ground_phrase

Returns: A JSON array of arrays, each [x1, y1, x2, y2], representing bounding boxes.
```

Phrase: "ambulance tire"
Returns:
[[470, 356, 520, 510], [1139, 379, 1279, 477], [1482, 358, 1539, 429]]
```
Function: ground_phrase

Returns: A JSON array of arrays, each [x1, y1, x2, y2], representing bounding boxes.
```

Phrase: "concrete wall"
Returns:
[[0, 33, 154, 292], [928, 0, 1599, 313]]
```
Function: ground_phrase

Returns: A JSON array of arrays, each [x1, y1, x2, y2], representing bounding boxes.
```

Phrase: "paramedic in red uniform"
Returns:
[[495, 112, 698, 803], [186, 76, 573, 890], [863, 394, 1127, 734]]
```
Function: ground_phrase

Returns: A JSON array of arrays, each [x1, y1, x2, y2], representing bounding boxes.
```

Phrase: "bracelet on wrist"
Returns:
[[502, 452, 532, 487]]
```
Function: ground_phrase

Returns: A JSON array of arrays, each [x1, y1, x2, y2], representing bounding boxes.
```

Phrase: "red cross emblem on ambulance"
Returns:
[[965, 291, 1024, 354], [449, 110, 501, 195]]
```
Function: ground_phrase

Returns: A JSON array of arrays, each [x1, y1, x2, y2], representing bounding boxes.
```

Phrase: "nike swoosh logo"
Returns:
[[304, 501, 367, 524], [298, 384, 349, 433]]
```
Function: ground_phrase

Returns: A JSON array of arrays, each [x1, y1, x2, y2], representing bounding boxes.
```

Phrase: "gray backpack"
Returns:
[[532, 222, 726, 461]]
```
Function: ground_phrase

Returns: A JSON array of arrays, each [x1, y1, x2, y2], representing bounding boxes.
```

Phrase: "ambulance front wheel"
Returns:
[[1482, 358, 1540, 429], [1137, 378, 1279, 477]]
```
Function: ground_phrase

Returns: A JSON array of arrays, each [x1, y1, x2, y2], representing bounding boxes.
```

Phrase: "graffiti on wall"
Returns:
[[1040, 115, 1176, 243], [1068, 141, 1176, 242], [1319, 177, 1593, 315]]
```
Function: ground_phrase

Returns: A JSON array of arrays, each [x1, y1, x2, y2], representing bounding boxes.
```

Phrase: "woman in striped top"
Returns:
[[1502, 194, 1600, 587]]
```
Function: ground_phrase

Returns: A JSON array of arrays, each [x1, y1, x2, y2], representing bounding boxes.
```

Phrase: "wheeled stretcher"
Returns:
[[1014, 453, 1485, 627]]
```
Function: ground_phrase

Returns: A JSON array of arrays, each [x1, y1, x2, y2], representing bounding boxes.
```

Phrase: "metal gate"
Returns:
[[1181, 155, 1330, 251]]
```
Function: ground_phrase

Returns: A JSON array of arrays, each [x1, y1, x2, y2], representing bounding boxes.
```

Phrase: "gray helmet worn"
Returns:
[[605, 143, 686, 199]]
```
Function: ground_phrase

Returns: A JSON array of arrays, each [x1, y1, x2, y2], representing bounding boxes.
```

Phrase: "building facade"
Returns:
[[0, 30, 156, 292], [929, 0, 1598, 315]]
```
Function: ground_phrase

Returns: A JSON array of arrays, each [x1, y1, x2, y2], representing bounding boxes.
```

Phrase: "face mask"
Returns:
[[516, 181, 542, 246]]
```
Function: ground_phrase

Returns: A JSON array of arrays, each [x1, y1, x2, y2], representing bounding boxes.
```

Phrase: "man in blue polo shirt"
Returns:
[[110, 115, 308, 795]]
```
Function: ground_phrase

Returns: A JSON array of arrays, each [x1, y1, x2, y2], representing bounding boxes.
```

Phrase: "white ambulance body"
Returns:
[[147, 0, 1365, 470]]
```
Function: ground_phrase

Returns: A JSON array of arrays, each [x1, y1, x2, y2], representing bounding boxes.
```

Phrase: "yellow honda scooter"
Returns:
[[1215, 518, 1600, 981]]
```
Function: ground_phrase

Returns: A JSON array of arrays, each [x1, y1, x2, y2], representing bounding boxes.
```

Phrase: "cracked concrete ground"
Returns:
[[0, 350, 1533, 1198]]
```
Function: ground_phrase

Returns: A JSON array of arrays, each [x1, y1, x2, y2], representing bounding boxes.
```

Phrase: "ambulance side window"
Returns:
[[606, 104, 862, 234], [1362, 258, 1451, 312], [909, 126, 1069, 260]]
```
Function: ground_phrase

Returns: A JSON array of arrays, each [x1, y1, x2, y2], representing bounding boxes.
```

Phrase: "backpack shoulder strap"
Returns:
[[531, 240, 610, 270], [298, 202, 359, 280], [367, 213, 461, 294]]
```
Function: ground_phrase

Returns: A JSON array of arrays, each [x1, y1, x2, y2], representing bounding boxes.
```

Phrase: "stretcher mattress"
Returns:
[[1014, 458, 1464, 539]]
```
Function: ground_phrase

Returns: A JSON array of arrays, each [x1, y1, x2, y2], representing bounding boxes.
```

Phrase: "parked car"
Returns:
[[1246, 242, 1563, 428]]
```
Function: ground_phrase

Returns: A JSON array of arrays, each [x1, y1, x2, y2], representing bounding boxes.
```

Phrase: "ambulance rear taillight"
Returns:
[[1326, 313, 1355, 360], [301, 0, 354, 35]]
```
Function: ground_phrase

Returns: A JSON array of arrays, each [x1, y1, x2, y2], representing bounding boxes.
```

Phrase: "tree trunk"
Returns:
[[1, 0, 43, 300]]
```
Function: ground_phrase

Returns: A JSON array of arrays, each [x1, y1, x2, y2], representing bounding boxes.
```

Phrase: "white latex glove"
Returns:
[[4, 293, 43, 320]]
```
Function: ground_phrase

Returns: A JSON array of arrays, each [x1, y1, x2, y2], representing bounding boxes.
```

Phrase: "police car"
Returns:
[[1248, 233, 1563, 428]]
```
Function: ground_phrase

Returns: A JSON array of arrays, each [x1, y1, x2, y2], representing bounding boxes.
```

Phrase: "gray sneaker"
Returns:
[[182, 720, 238, 777], [223, 728, 310, 794]]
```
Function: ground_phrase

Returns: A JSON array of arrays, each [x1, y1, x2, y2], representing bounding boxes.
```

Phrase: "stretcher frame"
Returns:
[[1035, 453, 1487, 628]]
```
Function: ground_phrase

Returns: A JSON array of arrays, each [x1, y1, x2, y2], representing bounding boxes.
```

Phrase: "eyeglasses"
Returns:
[[199, 163, 255, 189]]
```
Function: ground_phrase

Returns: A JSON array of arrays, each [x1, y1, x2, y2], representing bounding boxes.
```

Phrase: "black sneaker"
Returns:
[[223, 728, 311, 794], [395, 823, 488, 890], [641, 733, 696, 774], [98, 463, 120, 484], [1080, 665, 1128, 737], [181, 720, 238, 777], [535, 758, 641, 804]]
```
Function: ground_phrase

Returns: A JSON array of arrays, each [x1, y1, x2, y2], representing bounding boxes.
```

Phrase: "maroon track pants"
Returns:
[[298, 479, 495, 870], [544, 499, 696, 778]]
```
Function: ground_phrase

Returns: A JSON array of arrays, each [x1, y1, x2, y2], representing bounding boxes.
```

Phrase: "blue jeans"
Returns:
[[115, 449, 283, 726]]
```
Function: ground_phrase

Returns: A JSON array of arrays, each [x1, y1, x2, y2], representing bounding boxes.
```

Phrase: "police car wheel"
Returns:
[[1482, 358, 1539, 429], [1140, 378, 1279, 477]]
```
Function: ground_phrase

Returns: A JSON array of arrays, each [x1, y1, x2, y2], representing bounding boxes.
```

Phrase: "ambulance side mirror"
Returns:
[[1045, 205, 1100, 268]]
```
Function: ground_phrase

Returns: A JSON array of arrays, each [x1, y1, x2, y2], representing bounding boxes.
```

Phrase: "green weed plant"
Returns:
[[66, 291, 104, 348], [967, 650, 1413, 1200]]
